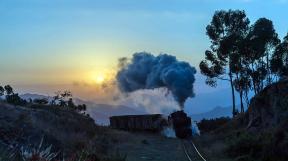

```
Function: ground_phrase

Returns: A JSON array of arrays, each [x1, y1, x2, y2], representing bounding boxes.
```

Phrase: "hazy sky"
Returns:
[[0, 0, 288, 103]]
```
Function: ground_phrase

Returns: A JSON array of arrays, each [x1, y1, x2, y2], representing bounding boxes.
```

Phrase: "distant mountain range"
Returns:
[[20, 93, 237, 125], [190, 106, 233, 122], [20, 93, 146, 125]]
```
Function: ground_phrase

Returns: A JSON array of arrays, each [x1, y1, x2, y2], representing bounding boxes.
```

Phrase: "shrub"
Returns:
[[6, 93, 27, 106], [20, 137, 58, 161], [197, 117, 231, 133], [33, 98, 49, 105], [226, 127, 288, 161], [226, 132, 263, 158]]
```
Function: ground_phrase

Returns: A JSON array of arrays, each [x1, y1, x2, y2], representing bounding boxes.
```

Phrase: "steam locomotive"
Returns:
[[168, 111, 192, 139]]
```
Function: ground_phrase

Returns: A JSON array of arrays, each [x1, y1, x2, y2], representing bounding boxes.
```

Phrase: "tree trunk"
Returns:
[[229, 72, 236, 117], [266, 52, 271, 85], [244, 89, 250, 107], [240, 90, 244, 113]]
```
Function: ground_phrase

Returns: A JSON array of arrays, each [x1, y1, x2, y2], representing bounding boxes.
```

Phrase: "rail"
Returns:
[[182, 139, 207, 161]]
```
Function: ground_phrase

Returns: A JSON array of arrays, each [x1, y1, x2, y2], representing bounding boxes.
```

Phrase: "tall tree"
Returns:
[[243, 18, 280, 94], [200, 10, 250, 117], [4, 85, 14, 95], [0, 86, 4, 96], [271, 33, 288, 79]]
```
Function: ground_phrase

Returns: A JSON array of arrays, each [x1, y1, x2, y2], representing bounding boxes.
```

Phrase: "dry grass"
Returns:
[[0, 102, 123, 160]]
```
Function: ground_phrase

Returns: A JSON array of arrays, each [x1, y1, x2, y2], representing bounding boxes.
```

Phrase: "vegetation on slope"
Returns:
[[0, 85, 127, 161]]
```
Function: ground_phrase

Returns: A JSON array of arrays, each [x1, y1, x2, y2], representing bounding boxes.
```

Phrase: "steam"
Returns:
[[113, 88, 179, 114], [116, 52, 196, 108], [162, 127, 176, 138]]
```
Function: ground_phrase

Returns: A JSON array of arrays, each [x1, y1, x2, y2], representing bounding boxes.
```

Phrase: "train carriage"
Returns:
[[109, 111, 192, 138]]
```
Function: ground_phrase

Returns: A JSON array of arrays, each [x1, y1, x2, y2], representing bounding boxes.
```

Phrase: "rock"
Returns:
[[247, 79, 288, 130]]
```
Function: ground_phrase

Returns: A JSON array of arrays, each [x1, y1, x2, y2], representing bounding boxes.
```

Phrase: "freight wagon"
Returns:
[[109, 114, 167, 132]]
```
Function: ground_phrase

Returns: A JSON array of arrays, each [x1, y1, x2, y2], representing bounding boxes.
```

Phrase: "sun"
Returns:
[[88, 69, 115, 85], [95, 75, 105, 84]]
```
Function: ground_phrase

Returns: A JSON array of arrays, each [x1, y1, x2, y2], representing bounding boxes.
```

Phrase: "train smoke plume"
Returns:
[[116, 52, 196, 108]]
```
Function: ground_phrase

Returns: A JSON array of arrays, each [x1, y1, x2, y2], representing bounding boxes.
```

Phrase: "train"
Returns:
[[109, 114, 167, 132], [109, 111, 192, 139]]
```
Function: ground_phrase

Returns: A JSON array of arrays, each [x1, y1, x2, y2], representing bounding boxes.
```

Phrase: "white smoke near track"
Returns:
[[162, 127, 176, 138], [191, 121, 200, 136]]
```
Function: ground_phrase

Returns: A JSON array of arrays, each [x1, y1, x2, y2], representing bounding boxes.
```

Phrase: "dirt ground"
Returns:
[[108, 130, 188, 161]]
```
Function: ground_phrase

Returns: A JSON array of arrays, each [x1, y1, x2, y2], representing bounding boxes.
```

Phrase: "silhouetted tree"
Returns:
[[242, 18, 280, 94], [67, 98, 76, 109], [4, 85, 14, 95], [0, 86, 4, 97], [200, 10, 250, 117], [50, 91, 86, 112], [6, 93, 27, 106], [271, 33, 288, 79], [33, 98, 49, 105], [52, 90, 72, 107], [77, 104, 87, 111]]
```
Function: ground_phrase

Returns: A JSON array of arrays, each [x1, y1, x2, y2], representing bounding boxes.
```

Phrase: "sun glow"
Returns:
[[88, 69, 116, 85], [95, 74, 105, 84]]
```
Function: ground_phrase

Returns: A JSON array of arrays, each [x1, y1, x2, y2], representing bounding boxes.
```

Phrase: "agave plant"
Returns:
[[20, 137, 58, 161]]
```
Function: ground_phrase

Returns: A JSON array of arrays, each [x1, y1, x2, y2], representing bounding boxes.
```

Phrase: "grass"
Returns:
[[0, 101, 128, 161]]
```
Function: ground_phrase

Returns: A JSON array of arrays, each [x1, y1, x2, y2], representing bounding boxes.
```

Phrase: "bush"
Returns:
[[33, 98, 49, 105], [6, 94, 27, 106], [197, 117, 231, 134], [226, 127, 288, 161], [226, 132, 264, 159]]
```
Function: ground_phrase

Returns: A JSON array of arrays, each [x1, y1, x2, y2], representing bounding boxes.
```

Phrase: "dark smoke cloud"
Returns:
[[116, 52, 197, 108]]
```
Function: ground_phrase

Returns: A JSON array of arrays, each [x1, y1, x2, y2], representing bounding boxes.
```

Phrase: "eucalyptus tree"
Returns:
[[200, 10, 250, 117], [243, 18, 280, 94], [271, 33, 288, 79], [4, 85, 14, 95], [0, 86, 4, 96]]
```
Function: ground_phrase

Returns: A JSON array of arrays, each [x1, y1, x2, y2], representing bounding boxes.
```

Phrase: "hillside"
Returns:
[[0, 102, 107, 159], [0, 101, 189, 161], [247, 79, 288, 130], [20, 93, 146, 125], [193, 79, 288, 161]]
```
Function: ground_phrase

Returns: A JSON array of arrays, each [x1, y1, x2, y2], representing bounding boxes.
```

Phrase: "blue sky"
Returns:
[[0, 0, 287, 105]]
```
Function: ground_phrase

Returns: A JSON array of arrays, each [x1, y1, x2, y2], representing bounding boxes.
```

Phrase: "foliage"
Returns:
[[6, 93, 27, 106], [271, 33, 288, 78], [226, 126, 288, 161], [0, 86, 4, 97], [200, 9, 287, 116], [0, 143, 126, 161], [4, 85, 14, 95], [33, 98, 49, 105], [50, 91, 86, 112], [0, 84, 27, 106], [51, 91, 72, 107], [20, 137, 58, 161], [200, 10, 250, 116], [197, 117, 231, 134]]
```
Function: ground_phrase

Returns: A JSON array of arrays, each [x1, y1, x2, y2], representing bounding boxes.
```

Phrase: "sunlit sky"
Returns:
[[0, 0, 288, 102]]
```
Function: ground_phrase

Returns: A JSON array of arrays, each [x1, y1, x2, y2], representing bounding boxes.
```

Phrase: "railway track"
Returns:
[[182, 139, 207, 161]]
